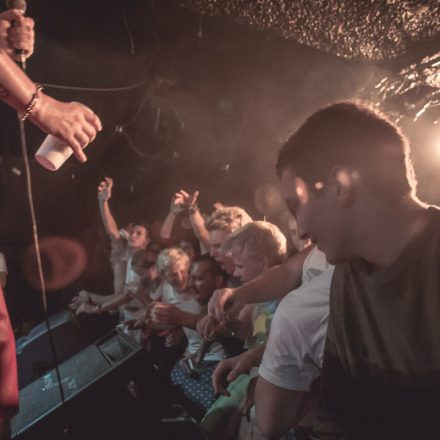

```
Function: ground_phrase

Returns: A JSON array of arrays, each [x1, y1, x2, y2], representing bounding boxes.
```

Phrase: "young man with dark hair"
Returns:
[[276, 101, 438, 439]]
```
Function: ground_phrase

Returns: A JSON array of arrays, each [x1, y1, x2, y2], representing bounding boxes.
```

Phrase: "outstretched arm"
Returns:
[[0, 10, 102, 162], [208, 246, 313, 322]]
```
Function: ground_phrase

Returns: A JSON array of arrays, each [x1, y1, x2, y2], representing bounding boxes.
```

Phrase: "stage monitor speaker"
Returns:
[[16, 310, 118, 389], [16, 310, 88, 389], [11, 328, 165, 440]]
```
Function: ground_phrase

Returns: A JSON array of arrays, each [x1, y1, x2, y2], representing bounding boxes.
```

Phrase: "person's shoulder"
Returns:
[[279, 267, 333, 323]]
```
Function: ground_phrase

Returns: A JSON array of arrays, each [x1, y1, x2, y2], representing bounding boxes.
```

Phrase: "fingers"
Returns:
[[208, 289, 230, 324], [212, 361, 231, 396], [226, 363, 241, 383], [191, 190, 200, 205], [69, 135, 87, 163], [1, 13, 35, 59], [0, 9, 25, 24], [83, 107, 102, 132]]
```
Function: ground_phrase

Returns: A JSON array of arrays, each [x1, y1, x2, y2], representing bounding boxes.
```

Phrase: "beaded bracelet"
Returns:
[[20, 84, 43, 121]]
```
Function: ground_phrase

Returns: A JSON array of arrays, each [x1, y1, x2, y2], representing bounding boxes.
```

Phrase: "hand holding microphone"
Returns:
[[1, 1, 34, 64]]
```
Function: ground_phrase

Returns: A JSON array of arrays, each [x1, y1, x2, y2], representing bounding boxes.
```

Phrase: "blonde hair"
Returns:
[[223, 221, 287, 266], [205, 206, 252, 234], [156, 247, 189, 275]]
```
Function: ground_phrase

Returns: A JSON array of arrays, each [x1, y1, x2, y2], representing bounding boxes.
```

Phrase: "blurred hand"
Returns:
[[0, 9, 34, 61], [97, 177, 113, 202], [196, 314, 219, 340], [208, 287, 245, 324], [150, 302, 185, 326], [74, 302, 97, 316], [212, 351, 255, 396], [69, 289, 90, 310], [171, 189, 199, 214], [30, 96, 102, 163]]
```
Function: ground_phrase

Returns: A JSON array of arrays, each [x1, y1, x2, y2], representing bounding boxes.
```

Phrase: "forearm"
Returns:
[[189, 210, 210, 249], [89, 292, 116, 305], [244, 344, 266, 367], [100, 291, 131, 312], [160, 212, 177, 240], [99, 200, 120, 239], [180, 311, 199, 330], [238, 246, 313, 304], [0, 49, 36, 112]]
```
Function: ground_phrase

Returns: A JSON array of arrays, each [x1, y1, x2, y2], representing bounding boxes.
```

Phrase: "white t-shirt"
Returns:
[[258, 247, 334, 391]]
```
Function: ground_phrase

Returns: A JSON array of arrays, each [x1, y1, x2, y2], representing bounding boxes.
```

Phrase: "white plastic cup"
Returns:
[[35, 134, 73, 171]]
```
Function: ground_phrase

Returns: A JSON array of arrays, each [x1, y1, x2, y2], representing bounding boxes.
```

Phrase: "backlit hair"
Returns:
[[222, 221, 287, 266], [276, 100, 416, 200], [205, 206, 253, 233], [156, 247, 189, 275]]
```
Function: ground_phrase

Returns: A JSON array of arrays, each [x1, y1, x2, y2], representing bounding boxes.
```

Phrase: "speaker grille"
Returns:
[[12, 344, 110, 434]]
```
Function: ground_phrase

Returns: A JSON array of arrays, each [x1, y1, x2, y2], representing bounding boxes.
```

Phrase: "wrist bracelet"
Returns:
[[188, 205, 199, 215], [20, 84, 43, 121]]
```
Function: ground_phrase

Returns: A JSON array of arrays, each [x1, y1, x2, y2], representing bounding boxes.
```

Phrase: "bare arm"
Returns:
[[97, 178, 121, 241], [188, 208, 210, 252], [150, 302, 200, 329], [208, 246, 314, 322], [159, 211, 178, 240], [255, 376, 307, 439], [172, 190, 210, 251], [0, 50, 101, 162], [0, 10, 101, 161]]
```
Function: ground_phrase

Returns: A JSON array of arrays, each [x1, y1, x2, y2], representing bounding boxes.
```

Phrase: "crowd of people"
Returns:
[[1, 5, 440, 440]]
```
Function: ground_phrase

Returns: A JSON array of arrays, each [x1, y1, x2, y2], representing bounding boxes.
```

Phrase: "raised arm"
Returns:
[[184, 191, 210, 252], [208, 245, 314, 322], [97, 178, 121, 241], [159, 192, 186, 240]]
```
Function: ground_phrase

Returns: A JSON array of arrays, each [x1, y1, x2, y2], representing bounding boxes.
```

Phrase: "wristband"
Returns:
[[20, 84, 43, 121], [188, 205, 199, 215]]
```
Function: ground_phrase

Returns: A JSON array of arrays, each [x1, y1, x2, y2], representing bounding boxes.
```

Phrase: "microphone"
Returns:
[[5, 0, 27, 69]]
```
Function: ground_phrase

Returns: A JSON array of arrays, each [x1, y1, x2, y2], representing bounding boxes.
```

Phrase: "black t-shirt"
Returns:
[[315, 207, 440, 440]]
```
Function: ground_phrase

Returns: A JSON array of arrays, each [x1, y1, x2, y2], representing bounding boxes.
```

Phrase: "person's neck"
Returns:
[[354, 197, 429, 270]]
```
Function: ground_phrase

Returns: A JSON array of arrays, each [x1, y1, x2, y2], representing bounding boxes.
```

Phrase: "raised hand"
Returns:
[[97, 177, 113, 202]]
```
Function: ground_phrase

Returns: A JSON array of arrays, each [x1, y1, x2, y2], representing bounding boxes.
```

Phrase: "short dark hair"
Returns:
[[131, 249, 155, 268], [276, 101, 416, 200], [191, 254, 225, 281]]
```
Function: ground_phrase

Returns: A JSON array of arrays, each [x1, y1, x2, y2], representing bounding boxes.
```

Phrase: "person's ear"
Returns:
[[329, 166, 357, 208]]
